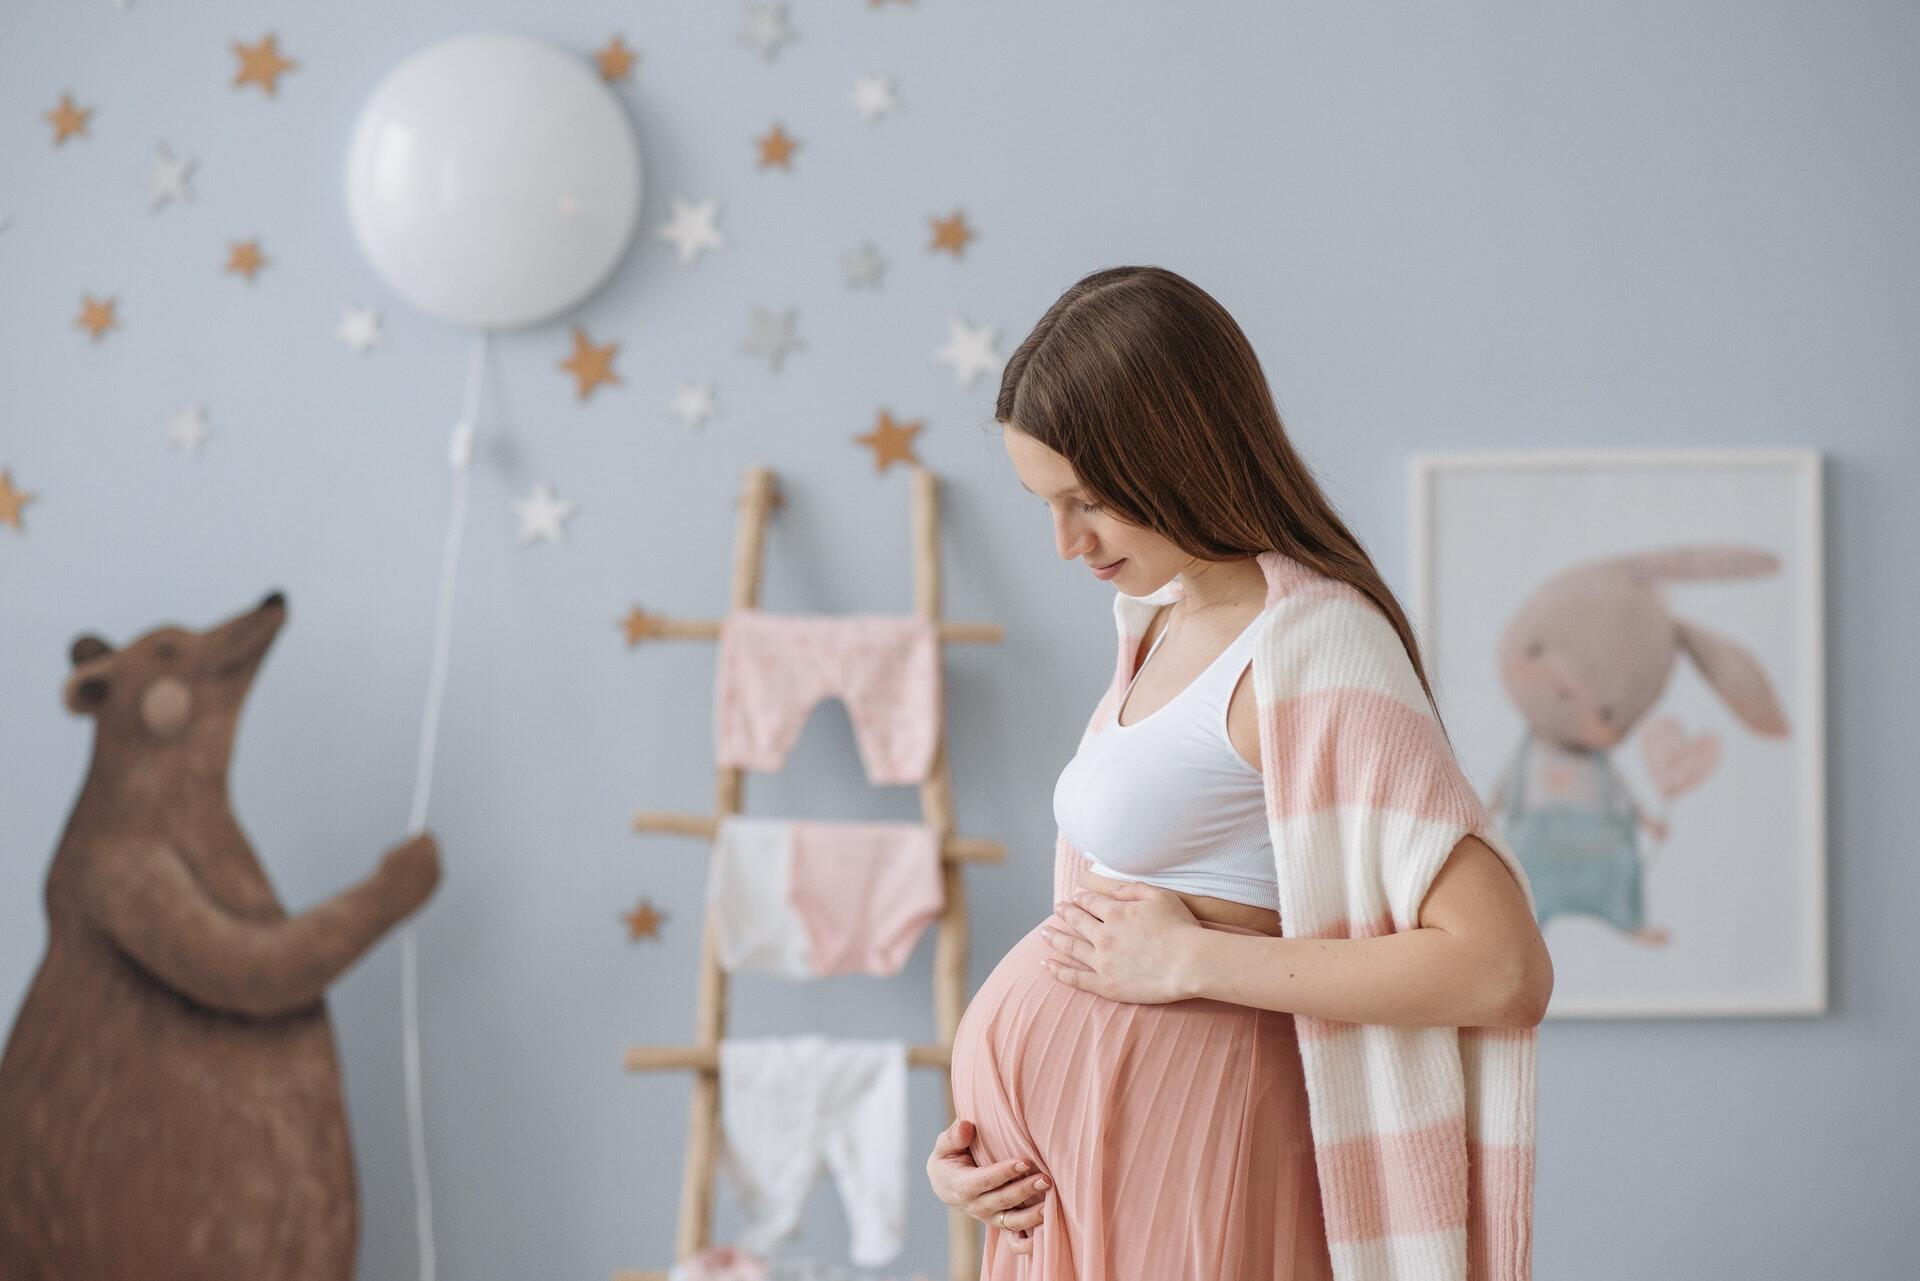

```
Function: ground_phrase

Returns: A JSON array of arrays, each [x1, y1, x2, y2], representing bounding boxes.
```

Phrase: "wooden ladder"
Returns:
[[617, 463, 1004, 1281]]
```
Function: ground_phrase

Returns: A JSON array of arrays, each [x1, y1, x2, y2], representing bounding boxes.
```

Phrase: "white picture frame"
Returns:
[[1409, 449, 1826, 1019]]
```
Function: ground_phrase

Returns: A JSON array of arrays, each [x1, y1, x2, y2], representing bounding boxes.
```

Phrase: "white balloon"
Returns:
[[343, 33, 643, 331]]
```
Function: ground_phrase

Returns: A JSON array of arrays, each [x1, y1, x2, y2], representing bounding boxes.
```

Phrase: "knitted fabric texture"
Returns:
[[1052, 548, 1539, 1281]]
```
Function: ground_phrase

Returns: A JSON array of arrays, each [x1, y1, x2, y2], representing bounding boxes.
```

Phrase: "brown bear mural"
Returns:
[[0, 589, 442, 1280]]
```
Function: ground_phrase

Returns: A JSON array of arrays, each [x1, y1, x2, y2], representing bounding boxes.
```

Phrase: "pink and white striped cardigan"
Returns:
[[1052, 547, 1539, 1281]]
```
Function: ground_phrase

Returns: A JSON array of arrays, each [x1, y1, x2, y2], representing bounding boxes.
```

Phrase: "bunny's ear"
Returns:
[[1673, 617, 1790, 737], [1613, 545, 1780, 584]]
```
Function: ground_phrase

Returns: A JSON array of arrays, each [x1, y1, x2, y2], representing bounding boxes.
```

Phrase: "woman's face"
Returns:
[[1003, 427, 1181, 592]]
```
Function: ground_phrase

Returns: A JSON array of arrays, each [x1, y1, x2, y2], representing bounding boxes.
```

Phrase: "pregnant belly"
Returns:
[[948, 916, 1326, 1276]]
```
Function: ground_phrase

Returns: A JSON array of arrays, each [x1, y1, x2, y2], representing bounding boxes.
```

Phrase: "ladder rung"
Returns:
[[628, 811, 1004, 864], [625, 1042, 952, 1072]]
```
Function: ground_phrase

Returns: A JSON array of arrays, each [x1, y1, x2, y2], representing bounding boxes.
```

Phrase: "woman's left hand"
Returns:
[[1042, 883, 1203, 1004]]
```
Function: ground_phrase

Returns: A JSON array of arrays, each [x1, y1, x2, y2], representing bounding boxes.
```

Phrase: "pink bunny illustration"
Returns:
[[1484, 545, 1791, 945]]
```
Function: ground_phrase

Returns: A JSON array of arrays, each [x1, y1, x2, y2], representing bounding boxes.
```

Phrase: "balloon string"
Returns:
[[401, 327, 491, 1281]]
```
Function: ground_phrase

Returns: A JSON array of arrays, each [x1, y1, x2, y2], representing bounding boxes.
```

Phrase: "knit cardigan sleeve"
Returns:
[[1052, 550, 1540, 1281]]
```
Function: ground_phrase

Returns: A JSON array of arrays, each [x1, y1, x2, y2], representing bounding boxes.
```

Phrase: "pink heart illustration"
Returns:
[[1640, 715, 1720, 798]]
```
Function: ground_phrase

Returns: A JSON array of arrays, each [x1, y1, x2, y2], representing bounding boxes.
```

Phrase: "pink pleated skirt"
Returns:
[[950, 915, 1334, 1280]]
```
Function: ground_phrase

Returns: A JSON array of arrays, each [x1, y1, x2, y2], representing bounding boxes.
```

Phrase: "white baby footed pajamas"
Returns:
[[716, 1034, 908, 1267]]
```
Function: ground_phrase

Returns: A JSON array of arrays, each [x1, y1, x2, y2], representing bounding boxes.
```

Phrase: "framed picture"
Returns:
[[1409, 449, 1825, 1019]]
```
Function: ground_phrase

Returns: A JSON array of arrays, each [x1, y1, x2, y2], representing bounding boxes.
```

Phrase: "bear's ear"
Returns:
[[71, 635, 114, 667]]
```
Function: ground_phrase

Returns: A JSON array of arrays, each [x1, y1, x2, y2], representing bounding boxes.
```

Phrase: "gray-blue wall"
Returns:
[[4, 2, 1914, 1278]]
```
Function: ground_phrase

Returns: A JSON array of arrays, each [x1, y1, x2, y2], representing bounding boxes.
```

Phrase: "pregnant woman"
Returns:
[[932, 266, 1553, 1280]]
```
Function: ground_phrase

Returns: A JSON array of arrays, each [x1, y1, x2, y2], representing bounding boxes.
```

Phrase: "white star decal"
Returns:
[[167, 404, 212, 455], [851, 74, 900, 122], [337, 305, 384, 353], [841, 241, 886, 288], [738, 3, 797, 61], [513, 481, 577, 544], [935, 316, 1003, 388], [656, 195, 726, 266], [740, 305, 807, 372], [148, 142, 196, 211], [666, 381, 718, 429]]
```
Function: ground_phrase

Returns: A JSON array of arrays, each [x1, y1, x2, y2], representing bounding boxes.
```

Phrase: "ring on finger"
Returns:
[[994, 1211, 1005, 1229]]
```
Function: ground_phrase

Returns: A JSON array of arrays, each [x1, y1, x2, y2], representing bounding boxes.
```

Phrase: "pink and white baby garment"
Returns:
[[707, 816, 944, 979], [713, 610, 942, 785], [664, 1244, 766, 1281], [717, 1034, 908, 1268]]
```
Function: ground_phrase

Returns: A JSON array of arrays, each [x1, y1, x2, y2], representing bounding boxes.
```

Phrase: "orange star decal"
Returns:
[[0, 468, 37, 532], [619, 605, 665, 647], [559, 326, 621, 400], [224, 239, 268, 281], [594, 34, 639, 82], [44, 92, 93, 144], [233, 33, 298, 95], [853, 409, 924, 473], [75, 294, 119, 341], [622, 897, 666, 941], [754, 123, 801, 170], [929, 209, 975, 257]]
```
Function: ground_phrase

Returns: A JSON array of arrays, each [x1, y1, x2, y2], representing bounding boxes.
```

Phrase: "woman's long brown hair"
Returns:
[[992, 264, 1452, 738]]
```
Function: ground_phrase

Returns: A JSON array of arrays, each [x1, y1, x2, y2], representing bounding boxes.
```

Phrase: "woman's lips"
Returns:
[[1091, 558, 1126, 580]]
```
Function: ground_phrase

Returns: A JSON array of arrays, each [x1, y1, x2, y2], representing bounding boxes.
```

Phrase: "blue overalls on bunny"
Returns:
[[1498, 728, 1646, 931]]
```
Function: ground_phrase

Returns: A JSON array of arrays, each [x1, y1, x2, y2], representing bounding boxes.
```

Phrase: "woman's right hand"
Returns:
[[925, 1117, 1050, 1255]]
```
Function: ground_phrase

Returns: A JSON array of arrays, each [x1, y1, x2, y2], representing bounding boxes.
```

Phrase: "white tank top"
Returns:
[[1051, 605, 1279, 911]]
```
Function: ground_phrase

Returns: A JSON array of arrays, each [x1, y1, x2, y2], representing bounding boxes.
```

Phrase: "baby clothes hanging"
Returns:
[[713, 609, 942, 785], [707, 817, 814, 978], [787, 819, 944, 976], [663, 1244, 766, 1281], [717, 1034, 909, 1268], [707, 816, 944, 978]]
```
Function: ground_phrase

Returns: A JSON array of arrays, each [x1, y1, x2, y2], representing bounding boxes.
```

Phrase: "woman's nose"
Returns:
[[1053, 516, 1092, 560]]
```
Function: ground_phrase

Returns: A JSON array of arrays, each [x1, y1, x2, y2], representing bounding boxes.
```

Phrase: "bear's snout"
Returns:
[[259, 589, 286, 611]]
